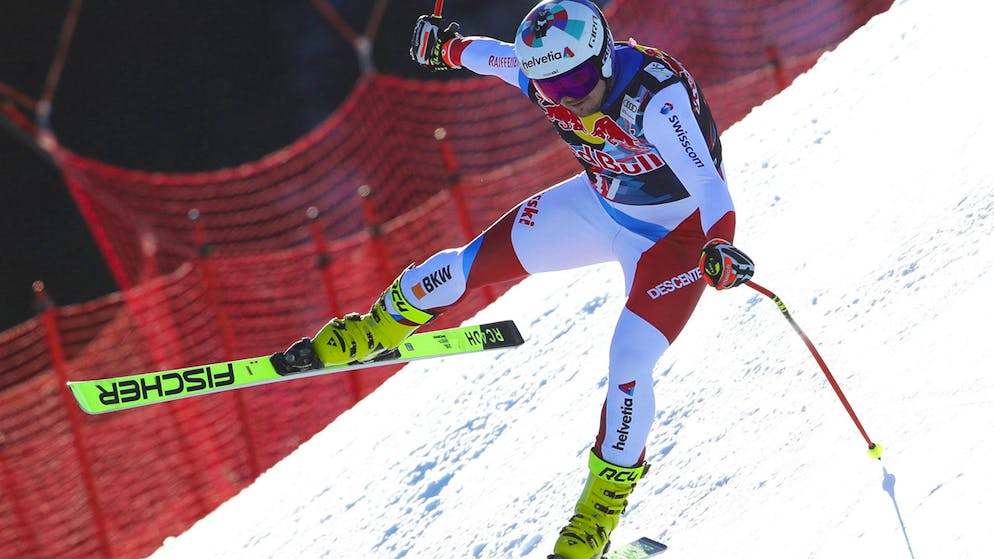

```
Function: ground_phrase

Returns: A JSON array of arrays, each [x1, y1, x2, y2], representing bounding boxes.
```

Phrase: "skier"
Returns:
[[274, 1, 755, 557]]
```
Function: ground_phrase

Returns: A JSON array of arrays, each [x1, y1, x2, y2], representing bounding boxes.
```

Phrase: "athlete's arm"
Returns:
[[445, 37, 525, 88], [642, 83, 735, 241]]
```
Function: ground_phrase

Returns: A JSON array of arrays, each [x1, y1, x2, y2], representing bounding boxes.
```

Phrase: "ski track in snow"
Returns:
[[150, 1, 994, 558]]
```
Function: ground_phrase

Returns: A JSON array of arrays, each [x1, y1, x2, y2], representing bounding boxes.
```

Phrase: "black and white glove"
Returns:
[[699, 238, 755, 290], [410, 15, 461, 71]]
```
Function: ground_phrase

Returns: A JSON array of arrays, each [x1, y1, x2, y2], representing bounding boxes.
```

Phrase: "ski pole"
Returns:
[[434, 0, 444, 17], [745, 281, 883, 460]]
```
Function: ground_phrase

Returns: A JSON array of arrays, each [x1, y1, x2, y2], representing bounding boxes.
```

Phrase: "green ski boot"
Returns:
[[550, 451, 649, 559], [313, 271, 436, 365]]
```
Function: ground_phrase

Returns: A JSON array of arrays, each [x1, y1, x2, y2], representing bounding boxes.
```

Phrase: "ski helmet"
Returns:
[[514, 0, 616, 85]]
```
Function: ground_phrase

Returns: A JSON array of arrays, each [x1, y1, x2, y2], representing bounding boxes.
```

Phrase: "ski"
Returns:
[[604, 537, 668, 559], [551, 537, 667, 559], [67, 320, 523, 415]]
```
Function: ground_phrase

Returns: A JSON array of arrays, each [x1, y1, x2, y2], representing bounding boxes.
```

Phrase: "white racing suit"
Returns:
[[397, 38, 736, 467]]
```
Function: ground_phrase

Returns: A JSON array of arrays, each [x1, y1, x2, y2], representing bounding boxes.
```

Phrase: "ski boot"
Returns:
[[271, 270, 435, 374], [549, 450, 649, 559]]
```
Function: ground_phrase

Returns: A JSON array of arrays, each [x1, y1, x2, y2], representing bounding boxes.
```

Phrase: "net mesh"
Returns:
[[0, 1, 892, 557]]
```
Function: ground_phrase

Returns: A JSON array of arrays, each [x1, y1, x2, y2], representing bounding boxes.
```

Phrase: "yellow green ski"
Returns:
[[67, 320, 523, 414]]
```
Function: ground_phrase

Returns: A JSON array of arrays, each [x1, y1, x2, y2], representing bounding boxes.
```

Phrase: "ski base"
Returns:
[[604, 537, 668, 558], [550, 537, 668, 559], [67, 320, 523, 414]]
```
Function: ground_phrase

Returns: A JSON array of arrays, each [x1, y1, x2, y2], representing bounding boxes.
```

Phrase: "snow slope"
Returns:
[[150, 0, 994, 557]]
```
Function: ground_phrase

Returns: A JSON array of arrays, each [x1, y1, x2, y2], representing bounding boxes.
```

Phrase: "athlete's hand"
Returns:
[[700, 239, 754, 290], [410, 15, 461, 71]]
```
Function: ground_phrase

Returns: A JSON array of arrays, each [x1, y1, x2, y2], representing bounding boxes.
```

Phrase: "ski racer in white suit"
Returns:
[[274, 1, 755, 557]]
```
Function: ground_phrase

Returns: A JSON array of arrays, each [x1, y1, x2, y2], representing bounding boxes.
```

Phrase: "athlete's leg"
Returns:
[[397, 174, 620, 312], [596, 308, 667, 466], [553, 210, 712, 559], [595, 210, 709, 466]]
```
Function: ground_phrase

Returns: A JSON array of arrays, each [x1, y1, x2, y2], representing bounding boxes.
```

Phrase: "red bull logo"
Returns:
[[574, 144, 664, 177], [541, 103, 586, 131], [590, 116, 641, 150], [540, 104, 645, 152]]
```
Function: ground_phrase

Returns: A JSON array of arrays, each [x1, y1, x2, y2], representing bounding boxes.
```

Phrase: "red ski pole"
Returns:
[[746, 281, 883, 460], [434, 0, 444, 17]]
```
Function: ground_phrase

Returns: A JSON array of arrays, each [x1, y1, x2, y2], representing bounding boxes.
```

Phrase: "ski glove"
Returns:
[[410, 15, 461, 71], [699, 238, 755, 290]]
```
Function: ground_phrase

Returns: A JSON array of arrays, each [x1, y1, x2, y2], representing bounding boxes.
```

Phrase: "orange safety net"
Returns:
[[0, 1, 892, 557]]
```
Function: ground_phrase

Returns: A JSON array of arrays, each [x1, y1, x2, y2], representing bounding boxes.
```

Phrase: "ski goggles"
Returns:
[[533, 58, 601, 105]]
